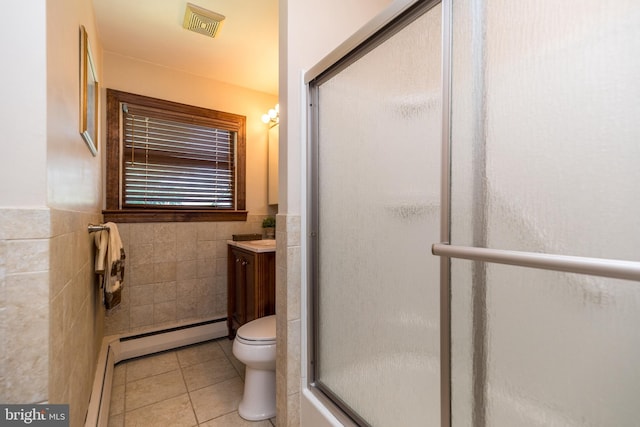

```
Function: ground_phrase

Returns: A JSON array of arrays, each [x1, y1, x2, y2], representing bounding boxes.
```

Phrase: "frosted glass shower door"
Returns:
[[448, 1, 640, 426], [309, 2, 442, 425]]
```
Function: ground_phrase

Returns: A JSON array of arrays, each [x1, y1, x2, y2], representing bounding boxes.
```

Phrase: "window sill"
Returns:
[[102, 209, 248, 223]]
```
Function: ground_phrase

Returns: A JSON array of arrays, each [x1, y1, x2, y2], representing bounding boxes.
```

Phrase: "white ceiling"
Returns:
[[93, 0, 279, 95]]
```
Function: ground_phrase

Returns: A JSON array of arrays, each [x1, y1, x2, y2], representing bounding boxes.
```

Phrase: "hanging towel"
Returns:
[[94, 222, 126, 310]]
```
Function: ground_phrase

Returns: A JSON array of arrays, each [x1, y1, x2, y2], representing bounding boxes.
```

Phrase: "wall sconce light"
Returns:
[[262, 104, 279, 125]]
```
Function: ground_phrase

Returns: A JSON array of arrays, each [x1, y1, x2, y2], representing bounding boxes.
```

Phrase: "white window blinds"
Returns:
[[122, 103, 235, 208]]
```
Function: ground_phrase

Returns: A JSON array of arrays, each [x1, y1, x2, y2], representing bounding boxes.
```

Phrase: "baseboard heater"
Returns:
[[84, 317, 228, 427]]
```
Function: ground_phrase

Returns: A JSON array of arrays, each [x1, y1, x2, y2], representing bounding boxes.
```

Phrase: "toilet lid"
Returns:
[[237, 315, 276, 342]]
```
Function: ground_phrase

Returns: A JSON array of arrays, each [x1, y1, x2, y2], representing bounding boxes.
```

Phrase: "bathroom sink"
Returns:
[[228, 239, 276, 253], [247, 239, 276, 246]]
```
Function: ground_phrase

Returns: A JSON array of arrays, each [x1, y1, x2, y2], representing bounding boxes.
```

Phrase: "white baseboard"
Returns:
[[85, 317, 228, 427]]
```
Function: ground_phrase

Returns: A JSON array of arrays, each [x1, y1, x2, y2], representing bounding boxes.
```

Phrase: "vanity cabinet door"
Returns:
[[227, 245, 275, 338], [244, 252, 256, 323], [233, 249, 249, 325], [254, 251, 276, 318]]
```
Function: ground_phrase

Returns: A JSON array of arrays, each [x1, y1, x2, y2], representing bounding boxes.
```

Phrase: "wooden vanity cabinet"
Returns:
[[227, 245, 276, 338]]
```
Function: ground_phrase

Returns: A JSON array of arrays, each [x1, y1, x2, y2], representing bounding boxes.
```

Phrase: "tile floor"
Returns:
[[108, 338, 276, 427]]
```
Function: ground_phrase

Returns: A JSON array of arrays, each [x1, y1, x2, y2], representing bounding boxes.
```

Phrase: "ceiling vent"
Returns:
[[183, 3, 225, 38]]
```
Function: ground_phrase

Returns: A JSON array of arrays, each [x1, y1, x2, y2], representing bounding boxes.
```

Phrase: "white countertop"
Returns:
[[227, 239, 276, 253]]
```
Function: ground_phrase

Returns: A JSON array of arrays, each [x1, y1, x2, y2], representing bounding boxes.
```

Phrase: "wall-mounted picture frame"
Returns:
[[80, 25, 98, 156]]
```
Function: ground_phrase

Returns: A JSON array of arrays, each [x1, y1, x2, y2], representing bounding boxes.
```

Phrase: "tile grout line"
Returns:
[[176, 349, 201, 426], [193, 340, 242, 425], [122, 362, 128, 425]]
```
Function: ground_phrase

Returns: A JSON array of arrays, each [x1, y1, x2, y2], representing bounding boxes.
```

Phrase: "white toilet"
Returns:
[[232, 314, 277, 421]]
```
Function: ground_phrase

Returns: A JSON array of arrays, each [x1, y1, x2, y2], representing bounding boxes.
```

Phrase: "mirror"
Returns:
[[268, 124, 279, 205]]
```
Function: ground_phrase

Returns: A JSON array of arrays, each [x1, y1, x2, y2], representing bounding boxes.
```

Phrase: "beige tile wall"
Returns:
[[0, 207, 105, 427], [49, 209, 105, 427], [275, 214, 301, 427], [0, 208, 52, 404], [105, 216, 266, 335]]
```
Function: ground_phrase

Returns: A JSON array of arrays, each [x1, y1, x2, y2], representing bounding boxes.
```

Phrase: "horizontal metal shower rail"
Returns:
[[432, 243, 640, 282]]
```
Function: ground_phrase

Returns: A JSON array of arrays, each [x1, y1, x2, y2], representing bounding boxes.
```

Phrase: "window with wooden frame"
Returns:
[[104, 89, 247, 223]]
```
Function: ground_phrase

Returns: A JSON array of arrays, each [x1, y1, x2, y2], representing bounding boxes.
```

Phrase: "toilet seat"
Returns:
[[236, 315, 276, 345]]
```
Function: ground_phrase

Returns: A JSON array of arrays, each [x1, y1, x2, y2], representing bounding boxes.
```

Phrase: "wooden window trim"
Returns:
[[104, 89, 247, 223]]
